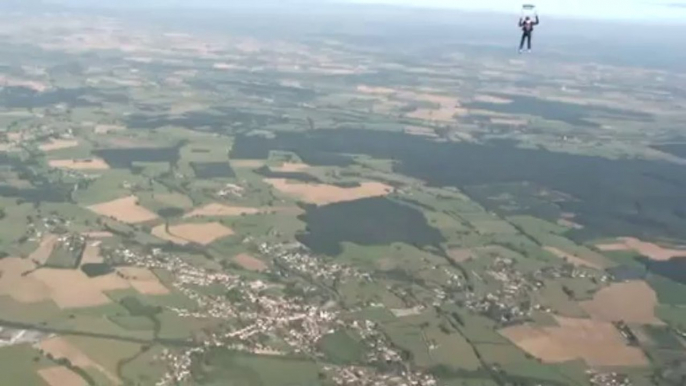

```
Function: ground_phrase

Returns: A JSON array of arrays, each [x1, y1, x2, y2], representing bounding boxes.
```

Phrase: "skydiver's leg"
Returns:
[[527, 33, 532, 50], [519, 33, 526, 51]]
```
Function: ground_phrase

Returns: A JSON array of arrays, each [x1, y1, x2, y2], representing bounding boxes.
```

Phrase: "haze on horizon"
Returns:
[[37, 0, 686, 23], [349, 0, 686, 21]]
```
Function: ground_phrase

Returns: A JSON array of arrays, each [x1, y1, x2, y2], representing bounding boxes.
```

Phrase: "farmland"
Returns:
[[0, 2, 685, 386]]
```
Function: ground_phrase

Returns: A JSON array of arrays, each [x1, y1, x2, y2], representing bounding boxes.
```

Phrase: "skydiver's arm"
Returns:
[[518, 18, 524, 27], [534, 15, 540, 24]]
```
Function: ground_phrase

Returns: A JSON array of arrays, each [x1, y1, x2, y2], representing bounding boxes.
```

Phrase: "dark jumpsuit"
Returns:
[[519, 16, 539, 50]]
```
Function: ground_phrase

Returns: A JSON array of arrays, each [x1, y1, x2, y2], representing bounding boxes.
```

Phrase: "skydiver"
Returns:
[[518, 14, 539, 53]]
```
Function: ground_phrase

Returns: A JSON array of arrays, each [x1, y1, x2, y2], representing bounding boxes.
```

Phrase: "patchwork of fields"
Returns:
[[1, 4, 686, 386]]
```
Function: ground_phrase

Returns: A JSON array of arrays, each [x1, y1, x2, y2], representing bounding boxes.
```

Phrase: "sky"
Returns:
[[348, 0, 686, 21]]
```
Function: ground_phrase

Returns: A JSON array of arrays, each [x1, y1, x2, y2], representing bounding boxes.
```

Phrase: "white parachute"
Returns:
[[521, 3, 538, 18]]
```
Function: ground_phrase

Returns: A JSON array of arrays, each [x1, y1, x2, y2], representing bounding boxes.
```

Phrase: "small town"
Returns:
[[115, 241, 437, 385]]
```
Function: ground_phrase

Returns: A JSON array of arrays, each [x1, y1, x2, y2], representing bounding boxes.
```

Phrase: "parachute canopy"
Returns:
[[521, 4, 537, 18]]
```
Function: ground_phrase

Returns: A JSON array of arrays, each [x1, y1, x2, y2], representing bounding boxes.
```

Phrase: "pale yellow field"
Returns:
[[94, 124, 126, 134], [400, 91, 458, 106], [271, 163, 311, 172], [38, 366, 88, 386], [233, 253, 268, 272], [557, 218, 584, 230], [80, 242, 103, 266], [213, 62, 240, 70], [116, 267, 169, 295], [81, 231, 114, 239], [490, 118, 528, 126], [151, 224, 189, 245], [28, 234, 59, 265], [87, 196, 158, 224], [467, 109, 513, 118], [231, 160, 265, 168], [153, 222, 234, 245], [170, 103, 206, 114], [153, 193, 194, 209], [356, 85, 397, 95], [544, 246, 602, 269], [0, 143, 13, 152], [403, 92, 465, 122], [372, 100, 405, 115], [7, 132, 22, 141], [0, 258, 51, 303], [39, 337, 119, 384], [264, 179, 393, 205], [0, 76, 47, 92], [500, 316, 648, 367], [580, 281, 664, 325], [447, 248, 475, 263], [404, 126, 438, 138], [407, 107, 465, 122], [31, 268, 129, 308], [184, 203, 261, 218], [169, 222, 234, 245], [356, 86, 466, 121], [49, 159, 110, 170], [474, 94, 513, 104], [39, 139, 79, 152], [596, 237, 686, 261], [0, 256, 169, 308]]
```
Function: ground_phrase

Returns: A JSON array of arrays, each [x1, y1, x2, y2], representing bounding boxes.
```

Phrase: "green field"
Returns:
[[119, 345, 168, 385], [72, 170, 148, 205], [337, 278, 405, 309], [381, 309, 481, 371], [192, 350, 323, 386], [45, 242, 82, 269], [507, 215, 569, 235], [648, 274, 686, 306], [0, 200, 33, 250], [533, 280, 590, 317], [109, 315, 156, 331], [318, 329, 365, 364], [499, 359, 590, 386], [1, 6, 686, 386], [0, 344, 53, 386], [657, 305, 686, 328], [67, 336, 143, 380], [0, 296, 63, 324]]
